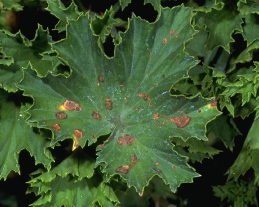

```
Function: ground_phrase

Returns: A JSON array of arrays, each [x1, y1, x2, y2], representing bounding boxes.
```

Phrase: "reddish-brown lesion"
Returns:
[[98, 75, 105, 82], [131, 154, 138, 164], [92, 111, 101, 120], [168, 116, 191, 128], [209, 100, 217, 108], [52, 123, 61, 131], [105, 96, 113, 110], [153, 113, 160, 120], [115, 164, 132, 174], [56, 112, 67, 119], [138, 92, 150, 101], [117, 134, 134, 145], [72, 129, 83, 151], [63, 100, 82, 111]]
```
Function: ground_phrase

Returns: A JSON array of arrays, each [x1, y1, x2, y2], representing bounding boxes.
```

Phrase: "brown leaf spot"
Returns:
[[162, 122, 167, 125], [115, 165, 131, 174], [105, 101, 112, 109], [155, 162, 159, 166], [96, 82, 100, 86], [198, 109, 201, 113], [92, 134, 96, 139], [163, 38, 167, 44], [209, 100, 217, 108], [153, 113, 160, 120], [148, 52, 152, 56], [117, 134, 134, 145], [148, 102, 152, 107], [143, 94, 150, 101], [176, 34, 179, 38], [156, 122, 160, 127], [153, 168, 162, 174], [168, 116, 191, 128], [138, 92, 144, 97], [52, 123, 61, 131], [56, 112, 67, 119], [131, 154, 138, 164], [119, 82, 124, 87], [98, 75, 105, 82], [98, 143, 104, 148], [63, 100, 81, 111], [135, 107, 140, 111], [170, 29, 175, 37], [74, 129, 83, 140], [172, 165, 176, 169], [92, 111, 101, 120]]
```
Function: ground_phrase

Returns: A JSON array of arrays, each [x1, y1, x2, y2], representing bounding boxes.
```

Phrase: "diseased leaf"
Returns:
[[28, 151, 119, 206], [0, 90, 53, 180], [46, 0, 82, 33], [194, 1, 243, 52], [17, 6, 221, 193], [0, 25, 56, 78]]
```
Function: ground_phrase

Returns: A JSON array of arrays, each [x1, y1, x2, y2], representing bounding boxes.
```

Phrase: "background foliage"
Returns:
[[0, 0, 259, 206]]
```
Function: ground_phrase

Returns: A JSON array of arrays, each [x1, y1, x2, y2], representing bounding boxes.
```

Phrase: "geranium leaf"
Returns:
[[0, 90, 53, 180], [17, 6, 221, 193], [0, 25, 56, 78], [46, 0, 82, 33], [28, 151, 119, 206], [0, 0, 23, 11], [194, 1, 243, 52], [227, 118, 259, 182]]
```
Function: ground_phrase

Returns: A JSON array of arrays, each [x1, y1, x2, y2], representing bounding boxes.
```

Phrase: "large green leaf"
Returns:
[[17, 6, 221, 193], [0, 90, 53, 180], [28, 150, 119, 206]]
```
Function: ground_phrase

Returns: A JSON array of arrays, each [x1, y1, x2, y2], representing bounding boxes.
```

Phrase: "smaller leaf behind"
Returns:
[[194, 1, 243, 52], [213, 179, 258, 207], [46, 0, 82, 33], [0, 89, 53, 180], [227, 117, 259, 182], [28, 149, 119, 207]]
